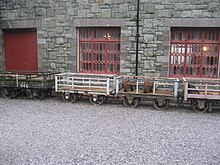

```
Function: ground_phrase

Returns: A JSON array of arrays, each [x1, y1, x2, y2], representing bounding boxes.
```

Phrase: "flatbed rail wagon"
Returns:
[[183, 78, 220, 112], [119, 76, 179, 110], [55, 73, 121, 105]]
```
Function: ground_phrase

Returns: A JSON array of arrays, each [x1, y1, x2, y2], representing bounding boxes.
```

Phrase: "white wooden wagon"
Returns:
[[55, 73, 121, 105]]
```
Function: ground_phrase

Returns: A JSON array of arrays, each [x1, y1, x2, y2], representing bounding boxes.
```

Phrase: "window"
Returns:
[[169, 28, 220, 78], [78, 27, 120, 74]]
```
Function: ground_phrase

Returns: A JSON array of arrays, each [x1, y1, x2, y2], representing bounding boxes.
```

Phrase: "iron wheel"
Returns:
[[2, 88, 18, 99], [191, 100, 210, 113], [62, 92, 71, 102], [123, 96, 140, 108], [89, 95, 106, 105], [32, 90, 45, 100], [76, 93, 83, 99], [153, 98, 169, 110], [70, 93, 77, 103]]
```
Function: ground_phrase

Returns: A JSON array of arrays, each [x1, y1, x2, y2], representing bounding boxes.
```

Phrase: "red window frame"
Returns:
[[169, 28, 220, 78], [78, 27, 121, 74]]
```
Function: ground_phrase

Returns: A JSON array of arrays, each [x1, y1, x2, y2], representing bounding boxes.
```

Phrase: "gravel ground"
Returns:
[[0, 96, 220, 165]]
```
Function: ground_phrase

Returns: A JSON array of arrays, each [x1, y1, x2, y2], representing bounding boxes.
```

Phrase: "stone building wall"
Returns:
[[0, 0, 220, 76]]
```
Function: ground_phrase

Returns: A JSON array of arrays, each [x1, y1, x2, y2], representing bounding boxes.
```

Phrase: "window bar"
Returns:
[[92, 30, 94, 73]]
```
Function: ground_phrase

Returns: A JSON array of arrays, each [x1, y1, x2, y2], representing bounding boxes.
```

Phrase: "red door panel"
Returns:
[[4, 29, 38, 72]]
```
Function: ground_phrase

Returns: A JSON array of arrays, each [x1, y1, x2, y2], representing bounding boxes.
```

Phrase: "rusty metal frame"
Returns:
[[119, 76, 179, 98]]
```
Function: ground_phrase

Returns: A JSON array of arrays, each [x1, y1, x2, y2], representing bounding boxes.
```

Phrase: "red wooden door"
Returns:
[[4, 29, 38, 72]]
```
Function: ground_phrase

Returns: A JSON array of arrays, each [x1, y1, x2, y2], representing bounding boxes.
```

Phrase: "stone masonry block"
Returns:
[[181, 11, 192, 17], [143, 19, 153, 28], [91, 4, 99, 12], [78, 10, 87, 18], [144, 34, 154, 43], [113, 0, 125, 4], [101, 9, 111, 17], [157, 10, 169, 17], [157, 56, 168, 63], [208, 3, 219, 12], [47, 8, 55, 17], [37, 38, 46, 45], [202, 12, 212, 18], [144, 60, 154, 69], [192, 10, 203, 17], [47, 21, 55, 28], [153, 19, 164, 27], [213, 11, 220, 17], [144, 4, 155, 14], [56, 38, 64, 44], [119, 4, 129, 12], [174, 3, 185, 11], [144, 49, 154, 56]]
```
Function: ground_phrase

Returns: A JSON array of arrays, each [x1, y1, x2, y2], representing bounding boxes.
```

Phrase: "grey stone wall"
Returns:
[[0, 0, 220, 76]]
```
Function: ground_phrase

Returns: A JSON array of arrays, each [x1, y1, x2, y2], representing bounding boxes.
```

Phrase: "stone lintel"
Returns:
[[165, 18, 220, 27]]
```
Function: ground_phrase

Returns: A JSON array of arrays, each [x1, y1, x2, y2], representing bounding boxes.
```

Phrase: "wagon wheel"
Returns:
[[26, 89, 33, 99], [32, 90, 45, 100], [62, 92, 71, 102], [70, 93, 77, 103], [103, 96, 108, 103], [89, 95, 106, 105], [76, 93, 83, 99], [123, 96, 140, 108], [191, 100, 211, 113], [2, 88, 19, 99], [153, 98, 169, 110]]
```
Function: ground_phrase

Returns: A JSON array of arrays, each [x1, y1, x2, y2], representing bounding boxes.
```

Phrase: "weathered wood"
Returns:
[[183, 78, 220, 101], [55, 73, 120, 96], [0, 71, 56, 89]]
